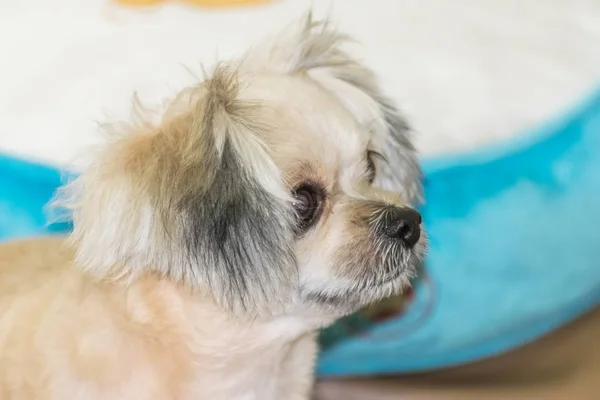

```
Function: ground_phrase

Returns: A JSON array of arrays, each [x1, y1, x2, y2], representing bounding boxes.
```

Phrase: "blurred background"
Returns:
[[2, 0, 599, 165], [1, 0, 599, 398]]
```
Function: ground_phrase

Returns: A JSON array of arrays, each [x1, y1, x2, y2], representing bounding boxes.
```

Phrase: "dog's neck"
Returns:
[[121, 276, 320, 399]]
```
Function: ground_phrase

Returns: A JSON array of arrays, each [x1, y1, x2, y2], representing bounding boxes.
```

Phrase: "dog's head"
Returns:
[[55, 16, 426, 320]]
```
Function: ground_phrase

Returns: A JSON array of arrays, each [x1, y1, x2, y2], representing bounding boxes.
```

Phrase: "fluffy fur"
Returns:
[[0, 15, 426, 400]]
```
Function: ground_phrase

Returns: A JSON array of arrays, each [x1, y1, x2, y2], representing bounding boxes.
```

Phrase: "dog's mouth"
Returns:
[[302, 256, 417, 310], [301, 233, 426, 314]]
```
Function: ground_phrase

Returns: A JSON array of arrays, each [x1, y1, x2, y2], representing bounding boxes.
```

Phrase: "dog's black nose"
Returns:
[[382, 207, 422, 248]]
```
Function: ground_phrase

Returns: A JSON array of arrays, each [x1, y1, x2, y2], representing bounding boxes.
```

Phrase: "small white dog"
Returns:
[[0, 15, 426, 400]]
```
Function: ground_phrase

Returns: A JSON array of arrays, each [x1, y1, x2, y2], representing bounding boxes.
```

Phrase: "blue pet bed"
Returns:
[[1, 90, 600, 376]]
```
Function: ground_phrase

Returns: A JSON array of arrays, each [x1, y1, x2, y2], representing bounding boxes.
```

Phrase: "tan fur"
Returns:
[[0, 14, 425, 400], [0, 237, 315, 399]]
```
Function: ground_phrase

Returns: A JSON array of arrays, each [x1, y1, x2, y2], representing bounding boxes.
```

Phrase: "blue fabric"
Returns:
[[0, 156, 70, 240], [1, 89, 600, 376], [319, 90, 600, 375]]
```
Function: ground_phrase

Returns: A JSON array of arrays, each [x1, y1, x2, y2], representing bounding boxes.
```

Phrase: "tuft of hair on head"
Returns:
[[241, 12, 423, 204], [51, 64, 297, 318]]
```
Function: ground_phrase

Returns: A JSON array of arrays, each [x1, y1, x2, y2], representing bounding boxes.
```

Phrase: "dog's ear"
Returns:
[[316, 67, 423, 204], [243, 14, 423, 204], [172, 66, 297, 316], [301, 18, 423, 204], [53, 66, 297, 317]]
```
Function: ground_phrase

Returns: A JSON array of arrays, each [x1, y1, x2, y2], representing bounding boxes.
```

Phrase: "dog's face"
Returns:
[[56, 17, 426, 320], [252, 74, 426, 316]]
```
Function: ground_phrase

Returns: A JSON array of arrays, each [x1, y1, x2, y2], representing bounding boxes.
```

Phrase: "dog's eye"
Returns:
[[292, 183, 324, 231]]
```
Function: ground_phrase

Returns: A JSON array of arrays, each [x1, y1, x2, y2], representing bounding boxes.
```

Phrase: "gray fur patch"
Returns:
[[177, 140, 296, 316], [167, 66, 297, 316]]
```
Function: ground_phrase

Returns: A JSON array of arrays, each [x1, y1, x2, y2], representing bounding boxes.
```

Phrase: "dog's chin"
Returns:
[[300, 257, 420, 317]]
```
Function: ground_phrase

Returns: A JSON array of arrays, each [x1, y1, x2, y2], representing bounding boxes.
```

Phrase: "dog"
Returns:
[[0, 15, 426, 400]]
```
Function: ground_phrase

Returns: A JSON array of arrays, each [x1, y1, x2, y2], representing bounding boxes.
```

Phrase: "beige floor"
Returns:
[[316, 306, 600, 399]]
